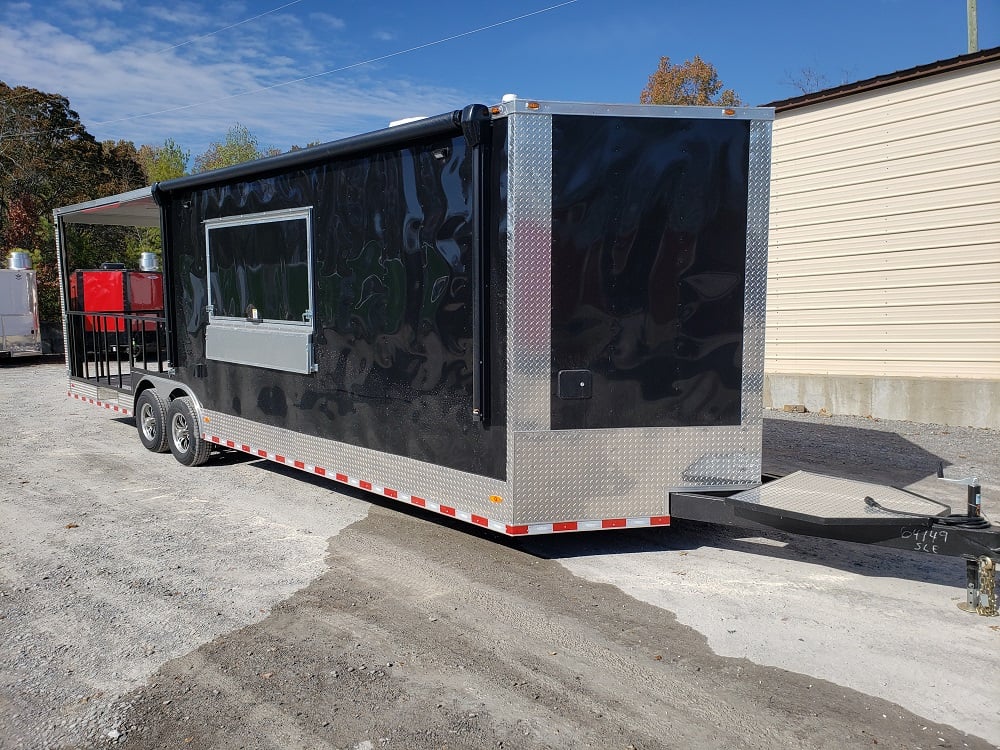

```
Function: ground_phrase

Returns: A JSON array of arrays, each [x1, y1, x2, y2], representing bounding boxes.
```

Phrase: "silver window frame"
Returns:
[[204, 206, 315, 326], [203, 207, 317, 375]]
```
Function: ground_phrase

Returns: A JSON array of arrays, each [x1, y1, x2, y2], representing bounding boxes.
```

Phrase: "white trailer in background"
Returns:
[[0, 252, 42, 360]]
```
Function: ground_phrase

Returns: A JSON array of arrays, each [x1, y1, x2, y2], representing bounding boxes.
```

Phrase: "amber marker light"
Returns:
[[491, 106, 502, 115], [723, 108, 737, 116], [489, 495, 504, 504], [527, 101, 541, 110]]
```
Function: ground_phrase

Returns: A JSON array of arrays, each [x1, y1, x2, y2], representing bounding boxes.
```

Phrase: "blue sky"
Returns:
[[2, 0, 997, 161]]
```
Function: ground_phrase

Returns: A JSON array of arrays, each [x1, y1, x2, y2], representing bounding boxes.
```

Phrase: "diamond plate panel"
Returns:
[[506, 112, 552, 434], [731, 471, 951, 519], [512, 426, 761, 523], [203, 409, 512, 523], [741, 119, 772, 437]]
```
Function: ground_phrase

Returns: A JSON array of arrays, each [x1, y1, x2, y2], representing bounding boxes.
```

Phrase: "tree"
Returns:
[[136, 138, 189, 183], [193, 123, 263, 172], [640, 55, 742, 106], [0, 81, 147, 319], [783, 67, 830, 96]]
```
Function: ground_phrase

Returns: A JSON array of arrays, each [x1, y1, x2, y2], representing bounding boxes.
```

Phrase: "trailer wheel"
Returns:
[[166, 396, 211, 467], [135, 390, 168, 453]]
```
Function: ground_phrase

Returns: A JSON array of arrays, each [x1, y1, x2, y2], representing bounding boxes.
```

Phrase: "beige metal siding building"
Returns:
[[765, 48, 1000, 428]]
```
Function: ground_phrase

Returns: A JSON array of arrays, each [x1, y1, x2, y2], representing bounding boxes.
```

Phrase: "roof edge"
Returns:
[[764, 45, 1000, 112]]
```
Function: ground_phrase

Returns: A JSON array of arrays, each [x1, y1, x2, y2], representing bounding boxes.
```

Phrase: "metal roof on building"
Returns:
[[765, 45, 1000, 112]]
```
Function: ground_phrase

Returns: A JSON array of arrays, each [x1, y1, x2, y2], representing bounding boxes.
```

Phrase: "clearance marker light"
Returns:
[[723, 108, 736, 116], [489, 495, 504, 504], [527, 101, 541, 110]]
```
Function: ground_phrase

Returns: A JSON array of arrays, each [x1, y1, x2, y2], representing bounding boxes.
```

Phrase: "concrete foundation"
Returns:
[[764, 373, 1000, 429]]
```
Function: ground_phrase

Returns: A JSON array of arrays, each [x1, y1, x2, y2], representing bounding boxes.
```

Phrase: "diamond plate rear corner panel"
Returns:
[[511, 426, 761, 524], [506, 112, 552, 434], [740, 118, 772, 427]]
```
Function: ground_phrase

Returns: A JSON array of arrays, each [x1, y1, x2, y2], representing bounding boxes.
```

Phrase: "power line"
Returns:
[[92, 0, 580, 126], [2, 0, 580, 140], [153, 0, 307, 54]]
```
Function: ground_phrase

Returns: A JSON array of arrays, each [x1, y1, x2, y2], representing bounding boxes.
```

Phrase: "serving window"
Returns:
[[203, 207, 315, 374]]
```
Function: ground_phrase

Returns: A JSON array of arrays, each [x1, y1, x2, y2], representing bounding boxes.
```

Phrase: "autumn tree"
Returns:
[[0, 82, 147, 319], [640, 55, 742, 106], [193, 123, 263, 172]]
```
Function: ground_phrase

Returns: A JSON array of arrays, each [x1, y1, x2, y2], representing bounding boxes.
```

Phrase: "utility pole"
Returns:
[[968, 0, 978, 53]]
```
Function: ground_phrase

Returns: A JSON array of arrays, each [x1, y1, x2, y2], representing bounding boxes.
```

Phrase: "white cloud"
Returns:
[[60, 0, 124, 11], [0, 12, 477, 160], [310, 12, 346, 31], [372, 30, 395, 42]]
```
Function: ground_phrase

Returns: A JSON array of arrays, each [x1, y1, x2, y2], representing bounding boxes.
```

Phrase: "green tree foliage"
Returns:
[[640, 55, 742, 106], [136, 138, 189, 183], [130, 138, 190, 270], [193, 123, 263, 173], [0, 82, 147, 319]]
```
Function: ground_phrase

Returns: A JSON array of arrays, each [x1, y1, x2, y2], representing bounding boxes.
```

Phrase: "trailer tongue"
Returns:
[[671, 470, 999, 614]]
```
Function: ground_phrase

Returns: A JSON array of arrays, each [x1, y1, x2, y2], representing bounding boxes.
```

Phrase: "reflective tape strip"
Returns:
[[68, 391, 131, 416], [200, 431, 670, 537]]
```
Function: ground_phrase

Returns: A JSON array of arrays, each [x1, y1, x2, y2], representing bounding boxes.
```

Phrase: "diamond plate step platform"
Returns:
[[726, 471, 951, 527]]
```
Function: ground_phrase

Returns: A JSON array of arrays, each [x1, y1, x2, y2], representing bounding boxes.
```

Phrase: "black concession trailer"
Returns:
[[53, 98, 998, 613]]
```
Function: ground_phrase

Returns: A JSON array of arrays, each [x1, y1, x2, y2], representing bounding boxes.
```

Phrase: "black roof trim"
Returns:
[[154, 109, 466, 198], [764, 46, 1000, 112]]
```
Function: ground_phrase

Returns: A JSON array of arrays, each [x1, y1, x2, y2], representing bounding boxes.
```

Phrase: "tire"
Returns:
[[166, 396, 211, 467], [135, 389, 168, 453]]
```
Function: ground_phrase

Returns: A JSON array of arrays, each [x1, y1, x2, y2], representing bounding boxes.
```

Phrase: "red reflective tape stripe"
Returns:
[[359, 480, 372, 491], [225, 440, 235, 448], [241, 445, 251, 452], [257, 449, 268, 457], [275, 455, 286, 463], [293, 460, 305, 469], [440, 505, 456, 517], [471, 514, 488, 527], [335, 473, 348, 483], [553, 521, 578, 532], [411, 496, 426, 507], [210, 435, 220, 443], [651, 515, 671, 526], [314, 467, 327, 476], [602, 518, 627, 528], [384, 488, 398, 499], [507, 525, 529, 535]]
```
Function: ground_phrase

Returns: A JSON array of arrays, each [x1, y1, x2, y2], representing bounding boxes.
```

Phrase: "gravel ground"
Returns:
[[1, 361, 998, 750]]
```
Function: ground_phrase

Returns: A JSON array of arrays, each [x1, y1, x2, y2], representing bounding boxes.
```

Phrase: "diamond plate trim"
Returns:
[[740, 119, 772, 440], [67, 381, 133, 415], [202, 409, 512, 523], [512, 427, 760, 524], [506, 112, 552, 435], [731, 471, 951, 520]]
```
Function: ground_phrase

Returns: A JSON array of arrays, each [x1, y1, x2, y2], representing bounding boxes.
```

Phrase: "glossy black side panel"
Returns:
[[164, 134, 506, 479], [550, 115, 750, 430]]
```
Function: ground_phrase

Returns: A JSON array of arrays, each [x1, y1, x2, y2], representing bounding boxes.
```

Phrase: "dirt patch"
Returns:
[[119, 506, 991, 750]]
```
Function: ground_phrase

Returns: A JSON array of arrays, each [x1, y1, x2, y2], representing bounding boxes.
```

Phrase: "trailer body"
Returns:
[[0, 267, 42, 359], [54, 100, 772, 533]]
